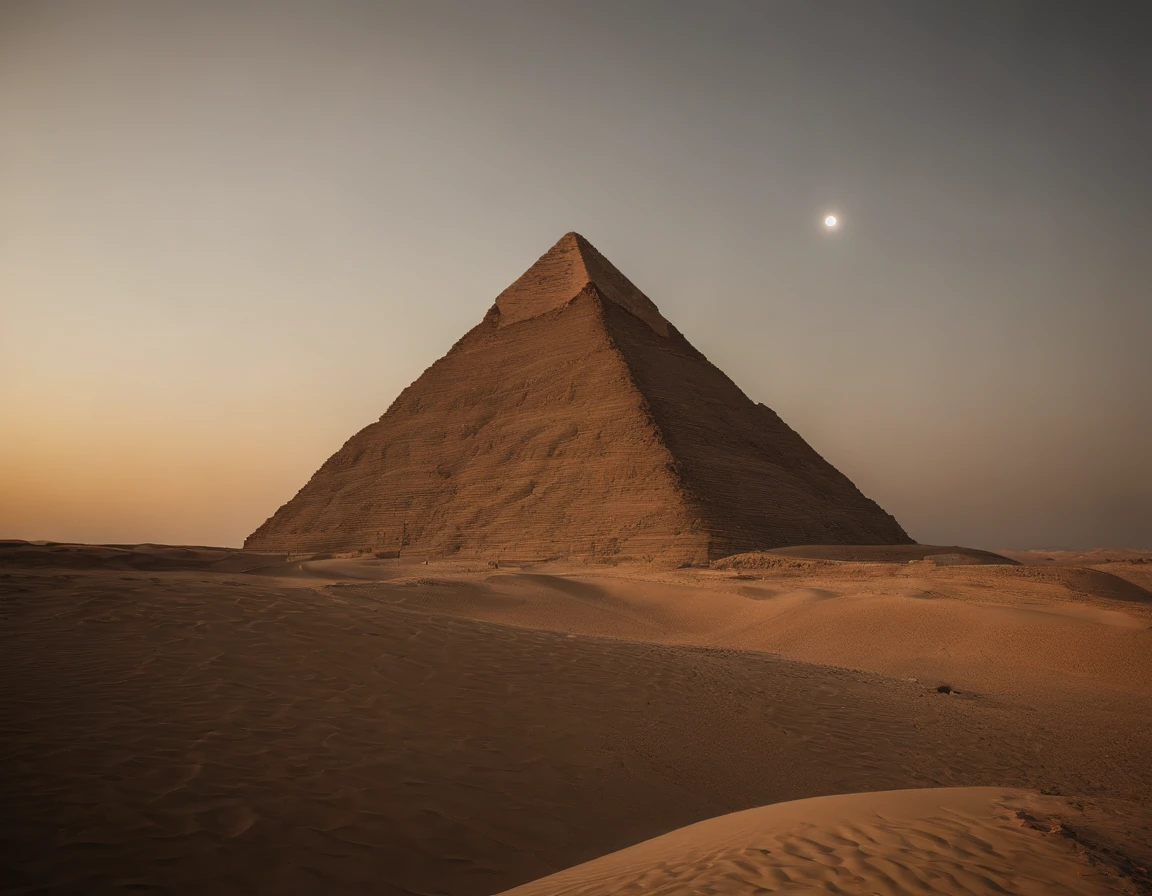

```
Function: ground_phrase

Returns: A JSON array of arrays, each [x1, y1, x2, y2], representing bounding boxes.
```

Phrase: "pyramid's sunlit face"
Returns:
[[824, 215, 838, 229]]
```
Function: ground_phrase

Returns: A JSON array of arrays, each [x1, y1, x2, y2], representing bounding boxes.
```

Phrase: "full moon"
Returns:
[[824, 215, 838, 228]]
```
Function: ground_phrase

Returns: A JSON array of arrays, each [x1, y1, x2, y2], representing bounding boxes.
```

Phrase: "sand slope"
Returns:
[[498, 788, 1143, 895], [2, 543, 1151, 894], [752, 543, 1018, 564], [330, 555, 1152, 711]]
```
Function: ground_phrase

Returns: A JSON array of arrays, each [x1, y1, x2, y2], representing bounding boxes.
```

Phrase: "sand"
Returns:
[[498, 788, 1150, 895], [2, 541, 1151, 894]]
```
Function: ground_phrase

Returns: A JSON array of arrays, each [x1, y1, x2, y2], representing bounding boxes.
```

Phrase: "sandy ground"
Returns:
[[498, 788, 1150, 896], [2, 541, 1151, 894]]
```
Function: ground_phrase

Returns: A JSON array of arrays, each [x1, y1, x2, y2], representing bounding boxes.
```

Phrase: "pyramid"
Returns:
[[246, 233, 912, 564]]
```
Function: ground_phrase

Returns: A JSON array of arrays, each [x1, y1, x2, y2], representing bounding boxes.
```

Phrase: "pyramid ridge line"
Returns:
[[587, 285, 707, 538], [590, 287, 705, 512]]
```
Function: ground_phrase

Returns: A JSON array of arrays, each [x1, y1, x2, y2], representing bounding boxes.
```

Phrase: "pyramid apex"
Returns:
[[558, 230, 592, 248], [496, 232, 668, 335]]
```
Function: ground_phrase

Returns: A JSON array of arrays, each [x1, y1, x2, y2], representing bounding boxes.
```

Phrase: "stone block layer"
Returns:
[[246, 233, 912, 562]]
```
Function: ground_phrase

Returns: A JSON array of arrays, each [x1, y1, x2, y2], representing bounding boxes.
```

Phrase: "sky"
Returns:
[[1, 0, 1149, 550]]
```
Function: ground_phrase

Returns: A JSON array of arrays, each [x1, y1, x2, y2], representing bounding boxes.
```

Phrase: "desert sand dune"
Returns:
[[324, 556, 1152, 709], [1096, 561, 1152, 595], [0, 539, 286, 572], [994, 550, 1152, 596], [1001, 548, 1152, 566], [498, 788, 1150, 895], [2, 544, 1151, 894], [757, 543, 1018, 564]]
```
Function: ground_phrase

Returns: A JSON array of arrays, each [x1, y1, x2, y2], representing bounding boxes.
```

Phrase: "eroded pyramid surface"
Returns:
[[246, 233, 911, 563]]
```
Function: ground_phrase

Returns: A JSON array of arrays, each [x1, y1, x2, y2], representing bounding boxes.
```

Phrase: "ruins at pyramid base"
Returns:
[[245, 232, 913, 564]]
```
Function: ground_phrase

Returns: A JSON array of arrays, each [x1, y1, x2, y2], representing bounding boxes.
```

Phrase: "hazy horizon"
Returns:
[[2, 1, 1150, 551]]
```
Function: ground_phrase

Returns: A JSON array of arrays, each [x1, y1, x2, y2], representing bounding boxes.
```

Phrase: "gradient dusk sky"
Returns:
[[2, 1, 1149, 550]]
